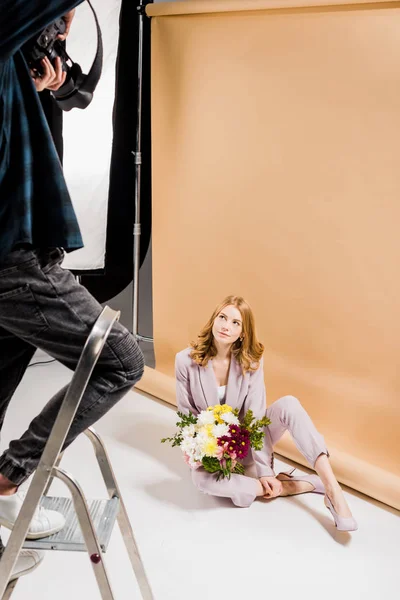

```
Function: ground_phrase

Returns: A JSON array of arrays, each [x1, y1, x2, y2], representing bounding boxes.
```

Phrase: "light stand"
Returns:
[[132, 0, 153, 343]]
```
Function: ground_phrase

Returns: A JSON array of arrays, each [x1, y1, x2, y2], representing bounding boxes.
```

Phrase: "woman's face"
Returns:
[[212, 304, 243, 346]]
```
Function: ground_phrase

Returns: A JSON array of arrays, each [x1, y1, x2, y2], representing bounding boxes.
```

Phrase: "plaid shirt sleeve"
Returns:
[[0, 0, 86, 260], [0, 0, 84, 60]]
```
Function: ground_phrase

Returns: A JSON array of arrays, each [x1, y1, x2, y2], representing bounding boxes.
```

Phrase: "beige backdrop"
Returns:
[[137, 0, 400, 510]]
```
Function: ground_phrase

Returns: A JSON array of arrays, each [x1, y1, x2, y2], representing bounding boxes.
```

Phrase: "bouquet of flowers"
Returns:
[[161, 404, 271, 480]]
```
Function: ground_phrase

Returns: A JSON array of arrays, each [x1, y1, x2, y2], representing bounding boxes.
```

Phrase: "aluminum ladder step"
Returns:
[[22, 496, 120, 552]]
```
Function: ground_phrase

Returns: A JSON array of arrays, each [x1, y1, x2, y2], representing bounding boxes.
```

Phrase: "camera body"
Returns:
[[24, 19, 90, 111], [23, 3, 103, 112], [27, 18, 69, 76]]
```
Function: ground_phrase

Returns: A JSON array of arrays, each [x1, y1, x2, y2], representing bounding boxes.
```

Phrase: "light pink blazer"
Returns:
[[175, 348, 274, 477]]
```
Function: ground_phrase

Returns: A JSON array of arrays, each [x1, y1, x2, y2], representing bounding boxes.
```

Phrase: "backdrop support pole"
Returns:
[[132, 0, 153, 344]]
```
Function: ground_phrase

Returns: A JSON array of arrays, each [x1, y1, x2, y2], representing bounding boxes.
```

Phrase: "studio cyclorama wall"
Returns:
[[135, 0, 400, 510]]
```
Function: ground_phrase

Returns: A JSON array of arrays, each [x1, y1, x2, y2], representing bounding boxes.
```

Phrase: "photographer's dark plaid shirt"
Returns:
[[0, 0, 84, 262]]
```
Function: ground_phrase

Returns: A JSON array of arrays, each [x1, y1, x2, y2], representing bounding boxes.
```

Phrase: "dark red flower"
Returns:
[[217, 435, 232, 447]]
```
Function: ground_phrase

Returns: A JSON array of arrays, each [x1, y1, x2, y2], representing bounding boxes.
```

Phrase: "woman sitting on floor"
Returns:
[[175, 295, 357, 532]]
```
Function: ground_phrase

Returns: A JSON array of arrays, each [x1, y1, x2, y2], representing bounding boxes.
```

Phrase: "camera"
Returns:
[[23, 6, 103, 112], [26, 18, 69, 77]]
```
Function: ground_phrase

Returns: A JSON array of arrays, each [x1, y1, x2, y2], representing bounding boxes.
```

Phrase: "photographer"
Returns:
[[0, 0, 145, 581]]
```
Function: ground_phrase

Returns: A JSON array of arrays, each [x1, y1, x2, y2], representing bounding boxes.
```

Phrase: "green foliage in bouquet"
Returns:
[[233, 408, 271, 450], [202, 456, 245, 481], [161, 411, 197, 447]]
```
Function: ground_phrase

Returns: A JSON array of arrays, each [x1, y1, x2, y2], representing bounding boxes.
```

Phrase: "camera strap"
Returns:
[[53, 0, 103, 111]]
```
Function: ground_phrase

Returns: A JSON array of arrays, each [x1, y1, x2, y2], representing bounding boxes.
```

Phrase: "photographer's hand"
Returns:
[[58, 9, 76, 41], [31, 8, 75, 92], [31, 56, 66, 92]]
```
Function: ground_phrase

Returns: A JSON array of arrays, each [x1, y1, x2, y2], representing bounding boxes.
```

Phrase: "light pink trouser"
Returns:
[[191, 395, 329, 508]]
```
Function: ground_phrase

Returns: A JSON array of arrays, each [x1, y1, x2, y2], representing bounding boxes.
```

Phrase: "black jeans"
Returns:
[[0, 247, 144, 485]]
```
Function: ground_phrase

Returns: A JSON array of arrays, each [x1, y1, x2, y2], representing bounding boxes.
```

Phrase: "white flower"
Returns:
[[181, 438, 197, 454], [195, 430, 209, 447], [182, 424, 196, 437], [197, 411, 215, 426], [212, 423, 230, 438], [183, 438, 203, 461], [193, 448, 204, 461], [196, 424, 210, 437], [197, 425, 217, 439], [188, 456, 201, 468], [221, 412, 240, 425]]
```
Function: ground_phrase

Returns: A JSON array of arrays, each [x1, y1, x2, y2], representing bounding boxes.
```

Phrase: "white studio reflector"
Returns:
[[62, 0, 122, 271]]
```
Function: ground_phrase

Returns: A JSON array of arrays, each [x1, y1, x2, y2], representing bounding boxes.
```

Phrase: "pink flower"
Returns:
[[216, 443, 237, 464], [216, 442, 229, 460], [183, 453, 201, 470]]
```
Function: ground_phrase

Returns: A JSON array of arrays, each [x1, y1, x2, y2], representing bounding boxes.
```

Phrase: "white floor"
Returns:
[[1, 358, 399, 600]]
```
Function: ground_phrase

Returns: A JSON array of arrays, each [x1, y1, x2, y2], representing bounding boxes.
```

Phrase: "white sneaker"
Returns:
[[8, 549, 44, 581], [0, 491, 65, 539]]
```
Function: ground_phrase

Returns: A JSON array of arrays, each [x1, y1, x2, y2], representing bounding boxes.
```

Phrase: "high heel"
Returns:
[[324, 496, 358, 532], [277, 468, 325, 495]]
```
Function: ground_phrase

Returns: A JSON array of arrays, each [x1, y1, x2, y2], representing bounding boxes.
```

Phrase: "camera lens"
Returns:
[[48, 47, 57, 61]]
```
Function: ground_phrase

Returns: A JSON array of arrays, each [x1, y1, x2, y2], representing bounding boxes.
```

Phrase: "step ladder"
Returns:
[[0, 306, 154, 599]]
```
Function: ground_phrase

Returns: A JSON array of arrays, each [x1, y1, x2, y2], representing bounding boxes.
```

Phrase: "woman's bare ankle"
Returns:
[[324, 481, 342, 499], [0, 474, 18, 496]]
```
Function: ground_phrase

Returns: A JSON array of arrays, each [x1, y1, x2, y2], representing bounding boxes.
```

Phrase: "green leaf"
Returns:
[[233, 463, 245, 476], [202, 456, 221, 474], [242, 409, 255, 429], [161, 433, 183, 447], [239, 410, 272, 451], [161, 410, 199, 447], [175, 411, 198, 429], [202, 456, 246, 480]]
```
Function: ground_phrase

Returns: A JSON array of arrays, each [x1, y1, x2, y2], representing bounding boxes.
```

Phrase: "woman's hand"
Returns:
[[31, 56, 66, 92], [259, 476, 282, 499]]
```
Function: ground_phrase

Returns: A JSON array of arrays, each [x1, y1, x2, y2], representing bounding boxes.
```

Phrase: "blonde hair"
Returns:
[[190, 295, 264, 373]]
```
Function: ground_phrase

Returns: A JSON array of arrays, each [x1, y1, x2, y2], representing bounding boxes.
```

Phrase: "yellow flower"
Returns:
[[198, 424, 213, 438], [209, 404, 233, 424], [203, 438, 218, 457], [205, 424, 213, 437]]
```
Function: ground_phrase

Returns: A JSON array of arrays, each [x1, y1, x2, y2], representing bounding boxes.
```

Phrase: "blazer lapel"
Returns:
[[225, 356, 243, 410], [198, 361, 219, 408]]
